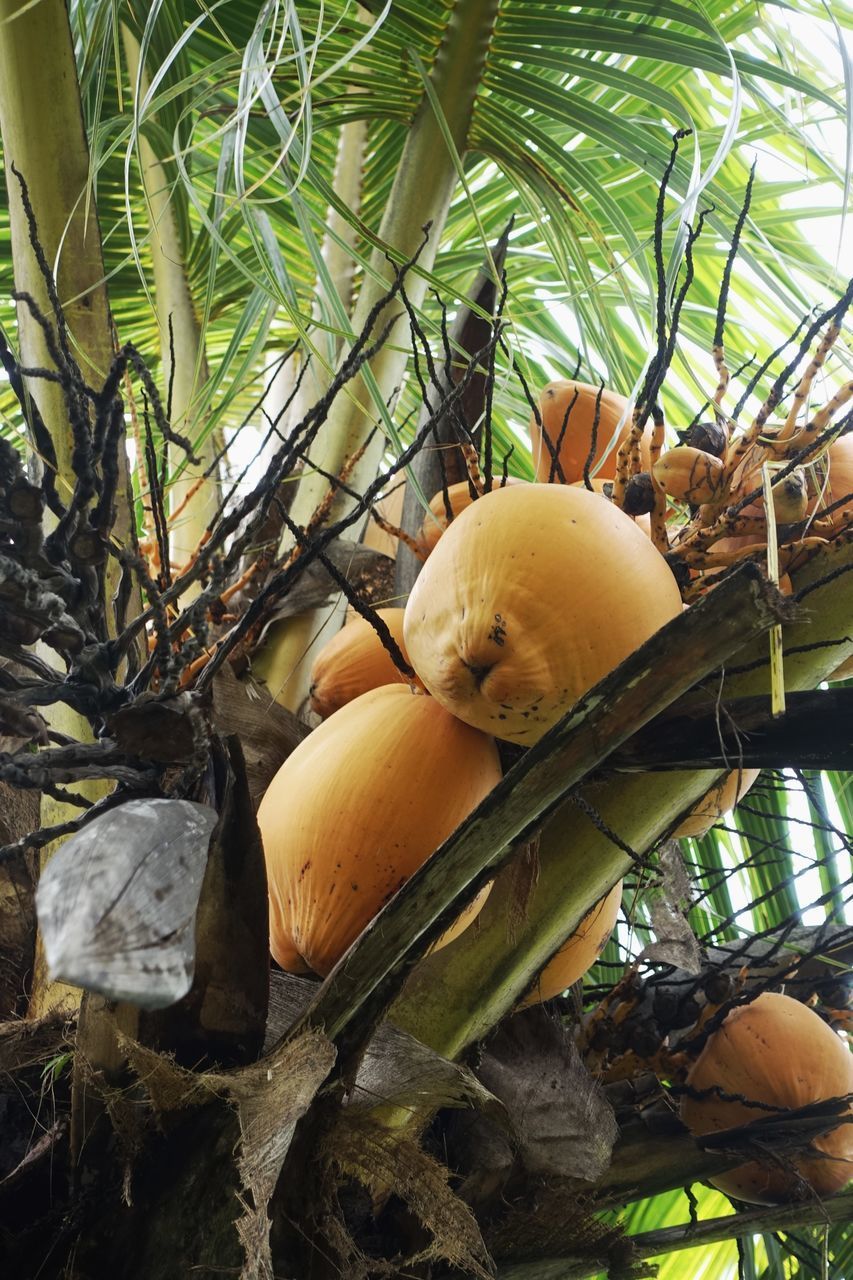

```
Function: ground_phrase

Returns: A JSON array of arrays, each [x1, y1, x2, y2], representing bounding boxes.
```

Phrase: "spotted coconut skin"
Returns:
[[681, 992, 853, 1204], [257, 685, 502, 977], [403, 484, 683, 746]]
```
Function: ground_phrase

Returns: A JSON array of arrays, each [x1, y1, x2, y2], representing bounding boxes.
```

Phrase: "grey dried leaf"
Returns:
[[478, 1007, 618, 1182], [36, 798, 218, 1009], [640, 840, 703, 974], [265, 970, 499, 1117]]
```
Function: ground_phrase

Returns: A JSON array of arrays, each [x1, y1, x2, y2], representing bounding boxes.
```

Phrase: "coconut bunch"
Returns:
[[258, 472, 671, 985], [255, 369, 852, 1211], [258, 383, 691, 988]]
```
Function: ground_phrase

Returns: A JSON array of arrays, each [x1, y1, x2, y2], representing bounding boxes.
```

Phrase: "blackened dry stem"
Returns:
[[503, 338, 566, 484], [193, 323, 505, 692], [732, 311, 814, 421], [714, 162, 755, 351], [582, 382, 605, 490], [553, 385, 580, 484], [610, 688, 853, 773], [279, 510, 415, 680], [0, 788, 135, 863]]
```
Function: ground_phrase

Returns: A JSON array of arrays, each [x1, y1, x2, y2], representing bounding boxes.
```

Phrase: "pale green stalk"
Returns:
[[122, 23, 220, 576], [253, 0, 501, 710], [393, 542, 853, 1057]]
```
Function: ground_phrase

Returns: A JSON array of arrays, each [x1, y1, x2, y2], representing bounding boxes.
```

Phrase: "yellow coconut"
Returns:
[[309, 608, 414, 718], [681, 992, 853, 1204], [418, 477, 526, 555], [528, 380, 647, 484], [404, 484, 683, 746], [675, 769, 761, 839], [258, 685, 502, 976], [519, 881, 622, 1007]]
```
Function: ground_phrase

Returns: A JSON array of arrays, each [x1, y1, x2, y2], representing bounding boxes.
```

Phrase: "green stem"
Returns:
[[122, 24, 220, 575], [392, 540, 853, 1058], [254, 0, 500, 710]]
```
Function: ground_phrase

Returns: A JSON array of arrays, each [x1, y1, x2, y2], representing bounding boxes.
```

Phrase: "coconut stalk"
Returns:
[[391, 538, 853, 1058], [0, 0, 135, 1021], [279, 565, 788, 1062], [252, 0, 501, 711], [122, 24, 220, 579]]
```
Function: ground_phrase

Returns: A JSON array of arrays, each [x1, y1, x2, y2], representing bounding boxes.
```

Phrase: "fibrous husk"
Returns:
[[321, 1113, 494, 1280], [487, 1184, 644, 1278], [121, 1028, 336, 1280]]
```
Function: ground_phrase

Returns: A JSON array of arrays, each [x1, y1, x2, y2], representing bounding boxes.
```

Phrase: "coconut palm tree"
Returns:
[[0, 2, 851, 1277]]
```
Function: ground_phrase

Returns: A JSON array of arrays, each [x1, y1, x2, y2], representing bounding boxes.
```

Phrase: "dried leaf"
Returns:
[[256, 539, 396, 637], [36, 798, 218, 1008], [478, 1008, 618, 1182], [139, 738, 270, 1066], [639, 841, 703, 974], [266, 970, 498, 1116], [212, 666, 305, 808]]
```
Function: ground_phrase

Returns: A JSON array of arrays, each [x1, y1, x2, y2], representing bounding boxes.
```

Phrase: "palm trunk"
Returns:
[[253, 0, 500, 710], [122, 25, 220, 577], [0, 0, 134, 1019]]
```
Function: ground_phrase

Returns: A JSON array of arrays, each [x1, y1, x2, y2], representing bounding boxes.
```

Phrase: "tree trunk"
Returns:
[[0, 0, 135, 1019]]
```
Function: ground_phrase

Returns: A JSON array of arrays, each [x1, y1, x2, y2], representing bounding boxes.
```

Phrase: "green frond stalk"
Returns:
[[0, 0, 120, 479], [393, 542, 853, 1057], [253, 0, 501, 711], [122, 23, 221, 577]]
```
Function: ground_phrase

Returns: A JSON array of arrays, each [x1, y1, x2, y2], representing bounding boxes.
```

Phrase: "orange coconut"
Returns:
[[418, 477, 526, 555], [808, 433, 853, 533], [674, 769, 761, 839], [403, 484, 683, 746], [257, 685, 502, 976], [529, 380, 650, 484], [519, 881, 622, 1007], [309, 608, 414, 718], [681, 992, 853, 1204]]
